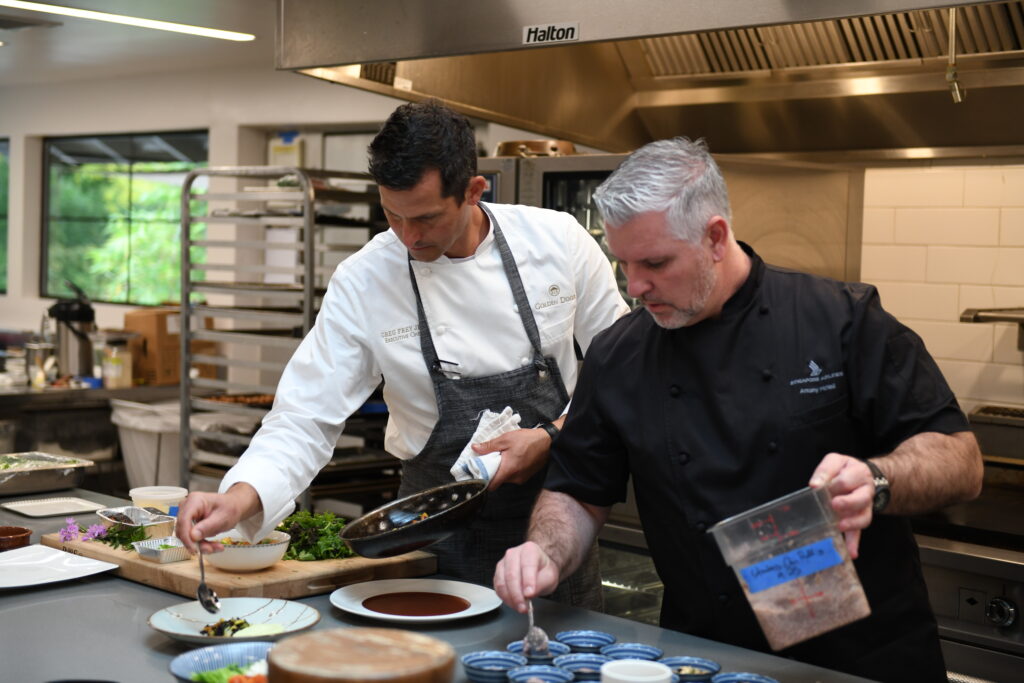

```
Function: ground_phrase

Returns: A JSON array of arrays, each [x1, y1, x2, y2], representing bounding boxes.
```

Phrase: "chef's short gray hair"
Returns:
[[594, 137, 731, 243]]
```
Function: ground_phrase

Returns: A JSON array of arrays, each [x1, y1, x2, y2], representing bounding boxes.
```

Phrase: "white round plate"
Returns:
[[149, 597, 320, 644], [330, 578, 501, 624]]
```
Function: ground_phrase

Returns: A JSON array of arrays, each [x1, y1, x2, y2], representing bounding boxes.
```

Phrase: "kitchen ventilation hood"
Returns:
[[278, 0, 1024, 156]]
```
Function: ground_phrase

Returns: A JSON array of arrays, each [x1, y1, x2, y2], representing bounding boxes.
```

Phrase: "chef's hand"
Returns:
[[175, 483, 261, 554], [809, 453, 875, 559], [493, 541, 561, 613], [473, 427, 551, 491]]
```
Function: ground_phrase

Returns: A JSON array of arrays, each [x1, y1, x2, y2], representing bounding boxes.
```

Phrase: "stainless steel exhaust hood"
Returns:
[[278, 0, 1024, 156]]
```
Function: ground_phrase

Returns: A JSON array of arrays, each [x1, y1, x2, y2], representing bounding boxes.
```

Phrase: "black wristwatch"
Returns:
[[863, 459, 891, 514], [537, 421, 560, 442]]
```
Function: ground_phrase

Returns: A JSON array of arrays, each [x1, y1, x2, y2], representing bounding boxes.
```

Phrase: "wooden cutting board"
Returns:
[[40, 533, 436, 600]]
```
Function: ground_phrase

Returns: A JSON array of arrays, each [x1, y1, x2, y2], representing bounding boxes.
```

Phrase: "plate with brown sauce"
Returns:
[[329, 578, 501, 623]]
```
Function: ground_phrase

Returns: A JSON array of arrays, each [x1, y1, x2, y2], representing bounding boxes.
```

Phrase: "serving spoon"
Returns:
[[196, 550, 221, 614]]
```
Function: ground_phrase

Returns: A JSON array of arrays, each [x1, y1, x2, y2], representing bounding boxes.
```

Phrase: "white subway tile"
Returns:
[[1002, 209, 1024, 246], [875, 282, 960, 321], [861, 245, 928, 282], [991, 285, 1024, 307], [994, 249, 1024, 286], [862, 208, 895, 243], [964, 169, 1005, 207], [894, 208, 999, 246], [937, 359, 1024, 406], [1000, 169, 1024, 206], [905, 320, 993, 361], [864, 168, 964, 207], [993, 323, 1024, 365], [959, 285, 996, 310], [926, 247, 998, 284]]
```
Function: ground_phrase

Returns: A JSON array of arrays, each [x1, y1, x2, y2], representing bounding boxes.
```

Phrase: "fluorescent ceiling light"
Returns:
[[0, 1, 255, 41]]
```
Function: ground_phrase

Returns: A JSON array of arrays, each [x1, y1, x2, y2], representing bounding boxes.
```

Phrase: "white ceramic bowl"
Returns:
[[204, 529, 290, 572]]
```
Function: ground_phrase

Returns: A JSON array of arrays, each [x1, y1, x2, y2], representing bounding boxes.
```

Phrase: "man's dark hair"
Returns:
[[368, 100, 478, 204]]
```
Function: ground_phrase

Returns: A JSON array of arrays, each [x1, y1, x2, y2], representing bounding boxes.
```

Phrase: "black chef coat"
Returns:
[[547, 243, 968, 683]]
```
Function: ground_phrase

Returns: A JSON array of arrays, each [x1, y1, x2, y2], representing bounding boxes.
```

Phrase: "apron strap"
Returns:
[[481, 205, 550, 372], [407, 257, 446, 381]]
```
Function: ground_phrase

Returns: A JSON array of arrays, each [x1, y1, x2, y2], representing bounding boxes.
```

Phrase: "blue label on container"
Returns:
[[169, 505, 179, 517], [739, 538, 842, 593]]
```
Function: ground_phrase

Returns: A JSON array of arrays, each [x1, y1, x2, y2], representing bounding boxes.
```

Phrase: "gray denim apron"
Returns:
[[399, 206, 602, 610]]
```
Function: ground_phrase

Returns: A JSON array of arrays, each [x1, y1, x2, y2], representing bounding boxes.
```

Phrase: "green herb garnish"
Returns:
[[275, 510, 354, 561], [158, 543, 177, 549], [97, 522, 148, 551]]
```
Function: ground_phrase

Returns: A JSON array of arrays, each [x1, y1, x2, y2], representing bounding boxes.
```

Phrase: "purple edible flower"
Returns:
[[58, 517, 80, 542], [81, 524, 107, 541]]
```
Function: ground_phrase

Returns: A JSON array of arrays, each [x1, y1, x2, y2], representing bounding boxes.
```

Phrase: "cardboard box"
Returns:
[[123, 308, 217, 386]]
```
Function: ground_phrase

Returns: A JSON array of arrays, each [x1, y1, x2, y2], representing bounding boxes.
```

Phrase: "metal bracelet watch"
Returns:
[[537, 421, 560, 442], [863, 458, 891, 513]]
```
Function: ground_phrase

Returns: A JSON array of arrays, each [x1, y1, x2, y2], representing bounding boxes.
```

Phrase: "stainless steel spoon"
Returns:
[[523, 600, 549, 655], [196, 550, 221, 614]]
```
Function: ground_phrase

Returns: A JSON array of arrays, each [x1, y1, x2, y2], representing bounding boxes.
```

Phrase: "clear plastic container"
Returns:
[[129, 486, 188, 516], [102, 339, 133, 388], [708, 486, 871, 650]]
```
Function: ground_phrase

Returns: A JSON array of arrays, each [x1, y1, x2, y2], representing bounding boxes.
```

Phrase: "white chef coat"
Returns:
[[222, 202, 629, 539]]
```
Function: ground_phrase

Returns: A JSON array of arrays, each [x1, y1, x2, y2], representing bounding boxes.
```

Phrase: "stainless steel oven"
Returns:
[[911, 406, 1024, 683]]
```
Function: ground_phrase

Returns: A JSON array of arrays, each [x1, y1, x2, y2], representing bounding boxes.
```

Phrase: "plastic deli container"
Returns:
[[708, 486, 871, 650], [129, 486, 188, 516]]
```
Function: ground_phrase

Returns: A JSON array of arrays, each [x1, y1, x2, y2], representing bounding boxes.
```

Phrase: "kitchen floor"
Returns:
[[598, 543, 663, 625]]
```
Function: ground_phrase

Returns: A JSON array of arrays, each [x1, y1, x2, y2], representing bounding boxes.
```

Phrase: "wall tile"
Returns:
[[861, 245, 928, 282], [894, 208, 999, 245], [964, 169, 1005, 207], [994, 249, 1024, 286], [1002, 208, 1024, 246], [862, 208, 895, 243], [937, 359, 1024, 407], [905, 320, 993, 362], [926, 247, 998, 284], [1000, 169, 1024, 207], [993, 323, 1024, 365], [959, 285, 995, 310], [875, 282, 960, 321], [864, 168, 964, 207]]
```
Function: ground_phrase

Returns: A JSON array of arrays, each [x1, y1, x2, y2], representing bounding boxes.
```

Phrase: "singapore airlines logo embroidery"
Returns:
[[788, 359, 843, 395]]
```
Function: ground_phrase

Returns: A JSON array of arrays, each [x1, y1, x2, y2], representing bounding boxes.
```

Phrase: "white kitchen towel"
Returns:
[[449, 406, 522, 482]]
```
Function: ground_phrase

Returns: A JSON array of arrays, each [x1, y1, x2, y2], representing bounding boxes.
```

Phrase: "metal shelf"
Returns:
[[180, 166, 381, 498]]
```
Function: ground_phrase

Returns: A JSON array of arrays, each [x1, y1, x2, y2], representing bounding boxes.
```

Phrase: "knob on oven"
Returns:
[[985, 597, 1017, 627]]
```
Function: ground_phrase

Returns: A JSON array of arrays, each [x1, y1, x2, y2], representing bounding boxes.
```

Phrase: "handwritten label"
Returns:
[[739, 538, 842, 593]]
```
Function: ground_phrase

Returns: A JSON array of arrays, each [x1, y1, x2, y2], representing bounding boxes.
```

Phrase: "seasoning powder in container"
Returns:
[[708, 486, 871, 650]]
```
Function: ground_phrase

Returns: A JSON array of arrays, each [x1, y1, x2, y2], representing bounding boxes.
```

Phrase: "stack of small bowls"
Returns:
[[506, 639, 571, 665], [460, 651, 527, 683], [506, 665, 574, 683], [599, 642, 664, 661], [659, 656, 721, 683], [552, 653, 612, 681], [555, 630, 617, 654]]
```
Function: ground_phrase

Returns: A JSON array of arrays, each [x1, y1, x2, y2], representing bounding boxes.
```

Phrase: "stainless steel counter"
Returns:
[[0, 489, 873, 683]]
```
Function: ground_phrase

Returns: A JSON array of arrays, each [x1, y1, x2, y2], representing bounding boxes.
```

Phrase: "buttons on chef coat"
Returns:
[[669, 385, 681, 397], [694, 521, 708, 532], [436, 325, 447, 336], [759, 305, 770, 315], [677, 451, 690, 465], [521, 357, 530, 366], [420, 267, 431, 276], [718, 593, 731, 604], [762, 368, 773, 381], [513, 304, 519, 313], [768, 441, 779, 454]]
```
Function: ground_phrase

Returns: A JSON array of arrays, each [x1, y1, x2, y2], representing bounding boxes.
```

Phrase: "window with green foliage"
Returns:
[[0, 139, 9, 294], [43, 131, 208, 305]]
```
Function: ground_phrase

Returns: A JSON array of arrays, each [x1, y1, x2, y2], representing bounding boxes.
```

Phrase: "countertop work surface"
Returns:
[[0, 489, 873, 683]]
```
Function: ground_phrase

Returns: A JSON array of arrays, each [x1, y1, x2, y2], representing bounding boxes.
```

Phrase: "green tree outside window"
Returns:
[[43, 132, 208, 305]]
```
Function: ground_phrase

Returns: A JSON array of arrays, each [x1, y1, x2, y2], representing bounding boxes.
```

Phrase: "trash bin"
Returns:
[[109, 399, 181, 488]]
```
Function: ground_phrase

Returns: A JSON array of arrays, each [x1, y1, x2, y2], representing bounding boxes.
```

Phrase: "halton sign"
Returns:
[[522, 22, 580, 46]]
